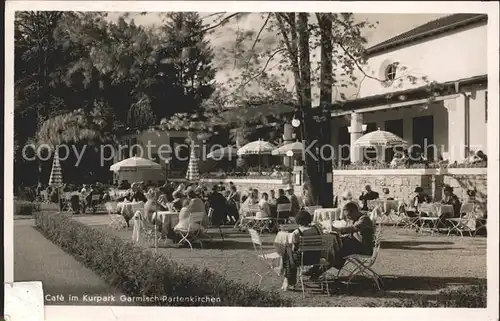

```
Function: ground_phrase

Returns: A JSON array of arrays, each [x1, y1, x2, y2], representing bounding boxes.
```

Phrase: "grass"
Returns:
[[74, 214, 487, 307]]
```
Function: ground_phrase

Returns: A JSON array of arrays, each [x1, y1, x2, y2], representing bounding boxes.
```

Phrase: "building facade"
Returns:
[[331, 14, 488, 164]]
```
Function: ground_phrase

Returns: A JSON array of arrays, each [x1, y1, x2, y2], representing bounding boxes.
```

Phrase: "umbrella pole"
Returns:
[[154, 191, 158, 254], [58, 186, 61, 213]]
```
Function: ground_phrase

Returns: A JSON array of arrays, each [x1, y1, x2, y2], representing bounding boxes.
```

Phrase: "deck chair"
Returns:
[[447, 203, 475, 237], [105, 202, 126, 230], [248, 229, 281, 288], [277, 203, 292, 225], [177, 211, 206, 249], [297, 235, 332, 297], [207, 208, 225, 241], [337, 229, 383, 291]]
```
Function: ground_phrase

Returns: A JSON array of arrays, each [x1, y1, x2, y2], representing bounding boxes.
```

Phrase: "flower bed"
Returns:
[[34, 211, 290, 307]]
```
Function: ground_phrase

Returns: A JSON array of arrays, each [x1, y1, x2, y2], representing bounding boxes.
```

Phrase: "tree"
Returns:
[[176, 12, 427, 206]]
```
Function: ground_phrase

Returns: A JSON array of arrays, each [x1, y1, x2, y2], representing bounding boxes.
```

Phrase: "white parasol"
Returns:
[[271, 141, 304, 156], [353, 129, 408, 147], [206, 146, 238, 160], [110, 156, 162, 172], [237, 140, 276, 155]]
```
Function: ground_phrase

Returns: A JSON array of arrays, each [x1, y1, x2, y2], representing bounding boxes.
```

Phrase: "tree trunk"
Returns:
[[297, 13, 322, 206], [318, 13, 334, 208]]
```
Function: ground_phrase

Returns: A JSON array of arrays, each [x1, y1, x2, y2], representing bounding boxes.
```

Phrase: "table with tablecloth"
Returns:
[[116, 201, 144, 223], [313, 208, 342, 224], [154, 211, 179, 239]]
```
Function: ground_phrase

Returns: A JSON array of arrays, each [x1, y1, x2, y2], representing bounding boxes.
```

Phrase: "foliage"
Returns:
[[15, 11, 216, 186], [14, 200, 41, 215], [34, 211, 291, 307]]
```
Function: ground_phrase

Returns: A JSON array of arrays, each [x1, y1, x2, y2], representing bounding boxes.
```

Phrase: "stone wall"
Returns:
[[333, 168, 487, 213]]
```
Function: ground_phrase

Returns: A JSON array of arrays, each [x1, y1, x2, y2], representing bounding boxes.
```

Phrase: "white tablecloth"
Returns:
[[155, 211, 179, 233], [313, 208, 342, 223], [117, 201, 144, 217], [418, 203, 454, 216]]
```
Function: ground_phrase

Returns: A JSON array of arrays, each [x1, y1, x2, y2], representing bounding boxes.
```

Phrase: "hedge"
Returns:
[[14, 201, 41, 215], [34, 211, 291, 307], [363, 284, 487, 307]]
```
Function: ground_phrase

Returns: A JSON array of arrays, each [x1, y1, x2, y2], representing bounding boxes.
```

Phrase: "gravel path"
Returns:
[[14, 219, 124, 306]]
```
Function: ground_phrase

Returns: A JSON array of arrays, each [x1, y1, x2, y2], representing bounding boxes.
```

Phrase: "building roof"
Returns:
[[366, 14, 488, 57]]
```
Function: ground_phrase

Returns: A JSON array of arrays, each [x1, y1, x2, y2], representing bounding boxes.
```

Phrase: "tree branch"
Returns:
[[200, 13, 241, 34], [234, 48, 286, 92]]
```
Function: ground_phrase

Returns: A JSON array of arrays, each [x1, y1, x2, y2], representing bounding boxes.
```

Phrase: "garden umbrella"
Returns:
[[353, 129, 408, 147], [237, 139, 276, 172], [353, 129, 408, 162], [110, 156, 162, 171], [48, 150, 63, 212], [271, 141, 304, 156], [206, 146, 238, 160], [185, 147, 200, 181]]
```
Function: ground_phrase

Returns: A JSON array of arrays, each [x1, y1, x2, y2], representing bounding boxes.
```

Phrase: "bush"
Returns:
[[363, 284, 486, 307], [14, 201, 41, 215], [34, 212, 291, 307]]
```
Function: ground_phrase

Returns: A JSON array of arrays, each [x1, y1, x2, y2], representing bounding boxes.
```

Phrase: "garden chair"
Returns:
[[418, 203, 444, 235], [297, 235, 332, 297], [207, 208, 225, 241], [447, 203, 475, 237], [393, 204, 419, 230], [140, 212, 162, 249], [60, 194, 73, 212], [248, 229, 281, 288], [177, 211, 206, 250], [337, 229, 384, 291], [303, 206, 322, 215], [105, 202, 126, 230], [90, 194, 102, 214], [239, 204, 260, 231], [276, 203, 292, 225]]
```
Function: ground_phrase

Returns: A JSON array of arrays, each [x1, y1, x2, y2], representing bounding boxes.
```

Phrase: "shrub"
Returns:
[[14, 201, 41, 215], [363, 284, 486, 307], [34, 212, 291, 307]]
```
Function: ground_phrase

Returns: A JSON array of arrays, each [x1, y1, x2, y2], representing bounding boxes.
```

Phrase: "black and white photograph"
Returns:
[[4, 1, 499, 318]]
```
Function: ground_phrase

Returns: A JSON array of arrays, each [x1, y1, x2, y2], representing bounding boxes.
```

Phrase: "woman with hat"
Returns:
[[441, 185, 461, 218], [412, 187, 431, 207]]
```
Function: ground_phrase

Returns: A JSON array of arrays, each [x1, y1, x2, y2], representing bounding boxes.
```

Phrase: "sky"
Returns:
[[107, 12, 447, 101]]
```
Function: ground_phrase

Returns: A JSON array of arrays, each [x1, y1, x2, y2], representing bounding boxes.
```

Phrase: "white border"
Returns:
[[332, 168, 487, 176], [4, 2, 499, 321]]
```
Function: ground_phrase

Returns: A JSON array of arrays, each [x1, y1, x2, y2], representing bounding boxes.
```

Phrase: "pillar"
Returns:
[[348, 112, 364, 163], [283, 123, 294, 167], [445, 95, 467, 162]]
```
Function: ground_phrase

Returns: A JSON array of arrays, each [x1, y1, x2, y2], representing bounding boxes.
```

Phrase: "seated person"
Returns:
[[287, 187, 301, 217], [172, 191, 186, 212], [240, 188, 259, 216], [331, 202, 375, 270], [257, 192, 272, 218], [276, 188, 292, 220], [227, 185, 240, 222], [381, 188, 394, 201], [208, 185, 229, 225], [441, 185, 461, 219], [281, 210, 324, 290], [476, 150, 487, 163], [413, 187, 432, 207], [359, 185, 379, 211], [173, 191, 208, 242]]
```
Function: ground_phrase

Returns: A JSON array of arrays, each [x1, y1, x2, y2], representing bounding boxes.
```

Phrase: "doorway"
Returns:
[[412, 115, 435, 161], [385, 119, 404, 161]]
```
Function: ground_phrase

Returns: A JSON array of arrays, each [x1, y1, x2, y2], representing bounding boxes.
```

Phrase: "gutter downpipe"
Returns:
[[455, 81, 471, 158]]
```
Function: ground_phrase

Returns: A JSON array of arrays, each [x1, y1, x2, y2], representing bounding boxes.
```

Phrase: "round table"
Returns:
[[313, 208, 342, 223], [117, 201, 144, 224], [155, 211, 179, 239]]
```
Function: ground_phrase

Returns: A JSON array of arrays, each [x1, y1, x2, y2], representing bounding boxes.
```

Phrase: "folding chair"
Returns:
[[90, 194, 102, 214], [208, 208, 225, 241], [447, 203, 475, 237], [60, 194, 73, 212], [105, 202, 126, 230], [140, 212, 162, 249], [239, 204, 260, 231], [337, 229, 384, 291], [297, 235, 332, 298], [248, 229, 281, 288], [304, 206, 322, 215], [177, 211, 206, 249], [394, 205, 419, 230], [277, 203, 292, 225], [418, 203, 440, 235]]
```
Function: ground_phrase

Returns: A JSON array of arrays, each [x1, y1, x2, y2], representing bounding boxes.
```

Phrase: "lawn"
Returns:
[[74, 214, 487, 307]]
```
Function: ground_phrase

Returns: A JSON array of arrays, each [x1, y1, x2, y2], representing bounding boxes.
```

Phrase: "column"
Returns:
[[348, 112, 364, 163], [445, 95, 467, 162], [283, 123, 294, 167]]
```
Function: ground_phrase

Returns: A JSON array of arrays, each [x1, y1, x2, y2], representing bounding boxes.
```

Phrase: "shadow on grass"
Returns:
[[380, 240, 455, 250], [333, 275, 486, 300]]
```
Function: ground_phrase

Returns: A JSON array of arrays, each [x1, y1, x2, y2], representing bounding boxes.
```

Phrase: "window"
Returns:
[[384, 63, 398, 83], [485, 91, 488, 123]]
